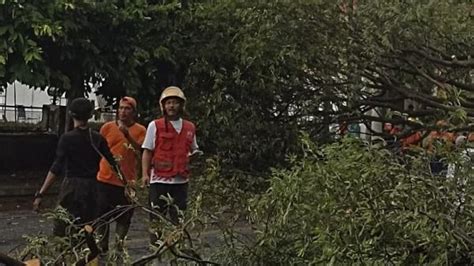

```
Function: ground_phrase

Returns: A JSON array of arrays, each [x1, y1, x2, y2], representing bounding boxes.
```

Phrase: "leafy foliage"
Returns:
[[2, 1, 474, 264], [134, 0, 474, 172], [217, 137, 473, 265], [2, 0, 473, 169], [17, 198, 217, 265], [0, 0, 175, 98]]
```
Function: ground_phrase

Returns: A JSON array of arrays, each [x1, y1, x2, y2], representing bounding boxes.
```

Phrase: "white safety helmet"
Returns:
[[159, 86, 186, 113]]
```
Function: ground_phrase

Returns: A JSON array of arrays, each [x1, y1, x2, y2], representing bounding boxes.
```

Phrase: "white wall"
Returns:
[[0, 82, 106, 123], [1, 81, 66, 107], [1, 81, 102, 107]]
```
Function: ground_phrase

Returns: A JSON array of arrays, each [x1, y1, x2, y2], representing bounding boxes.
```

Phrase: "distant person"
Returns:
[[446, 135, 472, 207], [468, 132, 474, 142], [33, 98, 117, 236], [96, 96, 146, 253], [424, 120, 456, 175], [141, 86, 201, 246]]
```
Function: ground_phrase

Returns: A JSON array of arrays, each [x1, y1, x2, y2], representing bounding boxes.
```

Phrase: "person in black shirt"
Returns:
[[33, 98, 116, 236]]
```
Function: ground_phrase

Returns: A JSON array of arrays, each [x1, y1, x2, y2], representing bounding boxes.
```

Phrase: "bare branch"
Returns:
[[402, 49, 474, 68]]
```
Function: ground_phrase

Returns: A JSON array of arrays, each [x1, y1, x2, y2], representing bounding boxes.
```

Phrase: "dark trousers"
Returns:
[[149, 183, 188, 244], [53, 177, 97, 237], [96, 181, 134, 252], [430, 156, 447, 176]]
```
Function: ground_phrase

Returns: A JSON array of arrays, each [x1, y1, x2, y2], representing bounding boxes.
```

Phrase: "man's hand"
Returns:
[[118, 124, 130, 137], [189, 149, 204, 158], [33, 198, 42, 212], [124, 185, 136, 203], [142, 174, 150, 188]]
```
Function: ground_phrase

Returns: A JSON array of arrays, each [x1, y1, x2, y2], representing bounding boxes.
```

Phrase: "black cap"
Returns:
[[69, 98, 93, 121]]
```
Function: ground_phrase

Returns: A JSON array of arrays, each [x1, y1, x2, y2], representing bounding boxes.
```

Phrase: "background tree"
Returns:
[[3, 0, 472, 149], [214, 137, 473, 265], [2, 1, 473, 264], [134, 0, 473, 173], [0, 0, 178, 129]]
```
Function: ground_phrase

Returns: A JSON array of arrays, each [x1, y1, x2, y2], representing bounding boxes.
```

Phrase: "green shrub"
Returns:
[[221, 137, 473, 265]]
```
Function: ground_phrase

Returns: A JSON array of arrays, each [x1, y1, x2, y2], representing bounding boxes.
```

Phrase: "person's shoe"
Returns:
[[97, 252, 108, 266], [149, 239, 164, 249], [99, 247, 109, 255], [149, 232, 163, 247], [116, 239, 125, 253]]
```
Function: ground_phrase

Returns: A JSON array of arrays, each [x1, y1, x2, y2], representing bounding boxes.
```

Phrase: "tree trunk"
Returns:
[[63, 72, 85, 133]]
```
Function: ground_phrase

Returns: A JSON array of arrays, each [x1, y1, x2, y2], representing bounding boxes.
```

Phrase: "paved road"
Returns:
[[0, 198, 241, 265], [0, 208, 152, 262]]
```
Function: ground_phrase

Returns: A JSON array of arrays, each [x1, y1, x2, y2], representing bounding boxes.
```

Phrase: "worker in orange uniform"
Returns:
[[96, 96, 146, 253]]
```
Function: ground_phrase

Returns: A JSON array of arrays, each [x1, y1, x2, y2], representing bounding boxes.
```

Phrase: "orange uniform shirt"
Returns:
[[97, 121, 146, 187], [425, 131, 455, 152], [401, 131, 422, 150]]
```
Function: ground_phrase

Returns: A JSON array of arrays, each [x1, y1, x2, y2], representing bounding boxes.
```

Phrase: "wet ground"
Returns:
[[0, 195, 240, 265], [0, 196, 152, 263], [0, 172, 250, 264]]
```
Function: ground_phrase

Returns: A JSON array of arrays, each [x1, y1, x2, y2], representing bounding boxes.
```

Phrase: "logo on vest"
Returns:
[[186, 131, 193, 139]]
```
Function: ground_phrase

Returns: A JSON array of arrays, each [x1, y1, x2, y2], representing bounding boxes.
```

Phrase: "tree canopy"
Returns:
[[2, 1, 473, 264], [145, 0, 474, 170], [0, 0, 175, 98], [1, 0, 473, 167]]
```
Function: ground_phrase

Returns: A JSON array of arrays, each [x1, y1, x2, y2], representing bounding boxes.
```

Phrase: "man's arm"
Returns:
[[34, 135, 66, 211], [141, 122, 156, 187], [142, 149, 153, 187], [97, 135, 128, 184], [33, 171, 57, 211], [120, 126, 142, 152], [188, 135, 203, 158]]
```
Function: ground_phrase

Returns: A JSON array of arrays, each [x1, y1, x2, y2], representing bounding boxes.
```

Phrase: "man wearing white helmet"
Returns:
[[141, 86, 200, 245]]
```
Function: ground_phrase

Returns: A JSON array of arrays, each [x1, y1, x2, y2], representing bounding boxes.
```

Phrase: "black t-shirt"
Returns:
[[50, 127, 115, 179]]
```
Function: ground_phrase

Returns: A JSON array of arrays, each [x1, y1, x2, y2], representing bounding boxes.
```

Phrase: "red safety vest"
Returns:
[[152, 118, 195, 179]]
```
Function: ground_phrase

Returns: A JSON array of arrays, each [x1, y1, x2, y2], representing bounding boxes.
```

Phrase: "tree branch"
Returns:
[[402, 49, 474, 68]]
